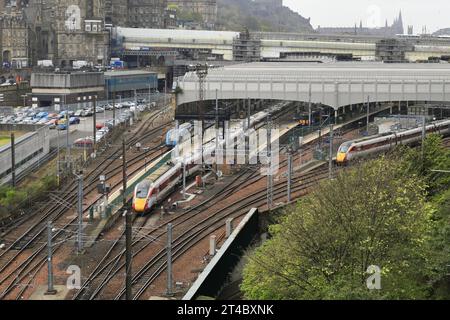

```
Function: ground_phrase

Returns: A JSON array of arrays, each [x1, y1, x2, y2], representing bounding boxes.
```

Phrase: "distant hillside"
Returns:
[[216, 0, 313, 33], [434, 28, 450, 36]]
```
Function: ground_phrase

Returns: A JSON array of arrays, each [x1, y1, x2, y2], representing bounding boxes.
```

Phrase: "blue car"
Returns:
[[57, 123, 68, 130], [69, 117, 80, 125], [35, 111, 49, 119]]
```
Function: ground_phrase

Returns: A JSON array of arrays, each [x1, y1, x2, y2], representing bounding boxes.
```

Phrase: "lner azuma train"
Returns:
[[132, 161, 202, 213], [133, 102, 291, 214], [336, 119, 450, 164]]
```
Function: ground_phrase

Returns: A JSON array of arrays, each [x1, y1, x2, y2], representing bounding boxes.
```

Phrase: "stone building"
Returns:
[[46, 0, 109, 67], [105, 0, 129, 26], [0, 0, 110, 68], [0, 3, 29, 68], [128, 0, 168, 29], [169, 0, 217, 28]]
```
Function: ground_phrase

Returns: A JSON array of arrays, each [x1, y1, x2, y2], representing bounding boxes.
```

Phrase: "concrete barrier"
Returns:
[[182, 208, 259, 300], [0, 124, 50, 184]]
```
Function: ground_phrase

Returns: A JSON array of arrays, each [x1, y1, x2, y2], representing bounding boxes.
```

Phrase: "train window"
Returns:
[[338, 143, 351, 153], [135, 181, 152, 199]]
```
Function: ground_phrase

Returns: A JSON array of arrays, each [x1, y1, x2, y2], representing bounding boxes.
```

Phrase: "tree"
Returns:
[[400, 134, 450, 195], [241, 158, 435, 299]]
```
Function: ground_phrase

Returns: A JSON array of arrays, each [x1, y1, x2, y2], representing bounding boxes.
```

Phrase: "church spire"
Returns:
[[397, 10, 404, 34]]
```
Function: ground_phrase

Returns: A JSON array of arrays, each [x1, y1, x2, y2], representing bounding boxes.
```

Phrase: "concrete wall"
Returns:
[[31, 72, 105, 89], [0, 125, 50, 184], [183, 208, 259, 300]]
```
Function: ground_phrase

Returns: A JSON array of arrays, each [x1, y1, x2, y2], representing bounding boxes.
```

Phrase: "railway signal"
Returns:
[[287, 151, 292, 202], [10, 132, 15, 187], [46, 221, 57, 295], [77, 175, 84, 254], [329, 124, 334, 180]]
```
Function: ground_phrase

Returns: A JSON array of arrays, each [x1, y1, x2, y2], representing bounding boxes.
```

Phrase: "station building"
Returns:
[[30, 71, 105, 109], [104, 69, 158, 100]]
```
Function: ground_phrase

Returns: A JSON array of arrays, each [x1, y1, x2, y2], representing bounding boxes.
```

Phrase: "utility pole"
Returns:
[[10, 132, 15, 187], [122, 138, 132, 300], [182, 161, 186, 200], [56, 129, 60, 186], [266, 114, 273, 209], [366, 95, 370, 134], [77, 175, 83, 253], [308, 85, 312, 129], [122, 139, 127, 207], [215, 89, 219, 176], [329, 124, 334, 179], [164, 78, 167, 108], [112, 91, 116, 127], [287, 151, 292, 202], [46, 221, 57, 295], [247, 98, 251, 130], [421, 106, 427, 168], [93, 95, 97, 151], [125, 209, 132, 300], [166, 223, 173, 297]]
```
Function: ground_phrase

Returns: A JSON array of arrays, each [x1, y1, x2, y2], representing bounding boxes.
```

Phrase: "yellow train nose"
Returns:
[[133, 198, 147, 213], [336, 152, 347, 163]]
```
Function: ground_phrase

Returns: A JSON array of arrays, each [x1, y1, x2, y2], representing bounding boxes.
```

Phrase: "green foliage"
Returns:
[[241, 158, 436, 300], [0, 174, 57, 219], [216, 0, 313, 32], [400, 134, 450, 194]]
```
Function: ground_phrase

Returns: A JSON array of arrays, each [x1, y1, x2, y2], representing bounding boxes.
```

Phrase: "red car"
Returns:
[[96, 123, 105, 130], [74, 137, 94, 148]]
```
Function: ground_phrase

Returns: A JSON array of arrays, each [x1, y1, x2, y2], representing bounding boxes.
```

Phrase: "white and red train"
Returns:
[[336, 119, 450, 164], [132, 102, 290, 213]]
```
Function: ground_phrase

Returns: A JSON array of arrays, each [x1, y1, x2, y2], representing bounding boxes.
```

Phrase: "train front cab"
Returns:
[[336, 142, 352, 165], [133, 180, 152, 213]]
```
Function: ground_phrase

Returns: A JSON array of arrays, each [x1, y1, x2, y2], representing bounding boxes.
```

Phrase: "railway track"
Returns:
[[0, 107, 173, 299], [74, 151, 328, 300]]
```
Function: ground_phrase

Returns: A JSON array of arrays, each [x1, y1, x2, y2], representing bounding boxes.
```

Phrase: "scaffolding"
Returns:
[[233, 30, 261, 62]]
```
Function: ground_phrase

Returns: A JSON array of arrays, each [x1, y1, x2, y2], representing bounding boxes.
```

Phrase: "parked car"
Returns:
[[46, 119, 58, 129], [37, 117, 49, 124], [104, 104, 114, 110], [35, 111, 49, 119], [69, 117, 81, 125], [83, 109, 94, 117], [95, 106, 104, 113], [57, 123, 68, 130], [74, 109, 83, 117], [74, 137, 94, 148], [96, 123, 105, 130]]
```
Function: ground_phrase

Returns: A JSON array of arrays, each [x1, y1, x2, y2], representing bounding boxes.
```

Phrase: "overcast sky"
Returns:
[[283, 0, 449, 33]]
